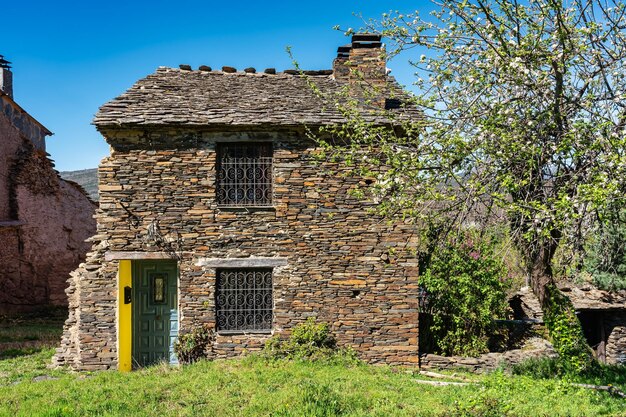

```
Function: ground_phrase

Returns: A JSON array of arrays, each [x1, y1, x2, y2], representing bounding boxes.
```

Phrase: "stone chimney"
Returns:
[[332, 34, 387, 105], [333, 34, 386, 85], [0, 55, 13, 99], [333, 44, 352, 80]]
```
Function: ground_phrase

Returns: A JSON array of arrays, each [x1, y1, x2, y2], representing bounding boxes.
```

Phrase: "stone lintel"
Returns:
[[104, 251, 181, 261], [196, 257, 288, 268]]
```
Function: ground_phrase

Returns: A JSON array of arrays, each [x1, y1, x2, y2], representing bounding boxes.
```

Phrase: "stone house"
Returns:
[[54, 35, 421, 371], [0, 56, 96, 311]]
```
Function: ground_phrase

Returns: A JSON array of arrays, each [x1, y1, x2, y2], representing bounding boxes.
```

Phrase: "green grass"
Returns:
[[0, 308, 65, 360], [0, 313, 625, 416], [0, 352, 624, 416]]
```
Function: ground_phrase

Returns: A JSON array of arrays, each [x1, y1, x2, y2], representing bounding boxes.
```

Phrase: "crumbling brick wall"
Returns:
[[0, 99, 96, 310]]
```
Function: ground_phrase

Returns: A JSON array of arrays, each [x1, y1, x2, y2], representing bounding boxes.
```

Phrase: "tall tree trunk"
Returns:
[[528, 241, 557, 308], [526, 239, 594, 372]]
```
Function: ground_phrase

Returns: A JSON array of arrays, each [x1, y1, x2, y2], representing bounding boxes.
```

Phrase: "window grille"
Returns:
[[215, 268, 273, 332], [216, 142, 273, 207]]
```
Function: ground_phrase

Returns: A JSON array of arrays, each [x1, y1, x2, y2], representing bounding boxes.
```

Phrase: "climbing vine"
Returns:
[[543, 285, 593, 373]]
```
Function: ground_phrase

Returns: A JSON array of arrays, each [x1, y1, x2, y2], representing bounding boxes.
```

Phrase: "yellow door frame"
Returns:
[[117, 260, 132, 372]]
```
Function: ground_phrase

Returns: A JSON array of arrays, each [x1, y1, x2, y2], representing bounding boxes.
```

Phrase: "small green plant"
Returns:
[[511, 357, 565, 378], [289, 318, 336, 350], [174, 324, 214, 364], [262, 318, 358, 364]]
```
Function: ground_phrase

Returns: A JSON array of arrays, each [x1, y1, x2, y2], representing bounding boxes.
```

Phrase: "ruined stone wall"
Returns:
[[0, 107, 21, 220], [14, 174, 97, 307], [55, 129, 419, 370], [605, 313, 626, 365], [420, 338, 557, 373], [0, 95, 47, 151], [0, 102, 96, 310]]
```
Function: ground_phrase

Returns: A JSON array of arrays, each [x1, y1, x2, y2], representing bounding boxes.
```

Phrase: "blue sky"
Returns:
[[4, 1, 425, 171]]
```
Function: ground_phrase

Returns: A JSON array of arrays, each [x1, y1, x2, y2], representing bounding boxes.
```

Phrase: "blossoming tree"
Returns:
[[323, 0, 626, 369]]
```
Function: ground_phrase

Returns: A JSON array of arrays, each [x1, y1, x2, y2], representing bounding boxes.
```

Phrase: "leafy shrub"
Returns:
[[263, 318, 358, 364], [289, 318, 336, 349], [174, 324, 214, 364], [421, 231, 509, 356]]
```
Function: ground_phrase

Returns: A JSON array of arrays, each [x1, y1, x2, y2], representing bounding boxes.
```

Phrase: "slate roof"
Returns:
[[560, 285, 626, 311], [93, 67, 416, 129], [512, 286, 626, 320]]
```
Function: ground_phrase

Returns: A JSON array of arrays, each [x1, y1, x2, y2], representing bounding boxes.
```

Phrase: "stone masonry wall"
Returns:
[[0, 95, 47, 152], [0, 103, 22, 221], [54, 128, 420, 370], [605, 312, 626, 365], [420, 338, 557, 373], [0, 102, 96, 310]]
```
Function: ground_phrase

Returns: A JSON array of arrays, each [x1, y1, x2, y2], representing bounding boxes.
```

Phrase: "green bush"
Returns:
[[174, 324, 214, 364], [289, 318, 336, 349], [262, 318, 358, 364], [421, 231, 509, 356]]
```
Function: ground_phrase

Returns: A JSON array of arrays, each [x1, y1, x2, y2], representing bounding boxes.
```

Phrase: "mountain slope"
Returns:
[[59, 168, 98, 201]]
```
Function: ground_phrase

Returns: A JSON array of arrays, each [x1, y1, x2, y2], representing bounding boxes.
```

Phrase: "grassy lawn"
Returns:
[[0, 308, 65, 360], [0, 313, 624, 416]]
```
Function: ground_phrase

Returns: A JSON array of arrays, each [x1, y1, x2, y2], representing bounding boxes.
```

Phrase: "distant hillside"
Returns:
[[59, 168, 98, 201]]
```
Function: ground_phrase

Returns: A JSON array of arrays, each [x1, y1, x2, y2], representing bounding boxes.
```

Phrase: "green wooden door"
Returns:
[[132, 260, 178, 367]]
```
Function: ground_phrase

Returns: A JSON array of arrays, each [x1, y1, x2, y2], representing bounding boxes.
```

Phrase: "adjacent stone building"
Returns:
[[0, 56, 96, 311], [54, 35, 421, 371], [511, 285, 626, 364]]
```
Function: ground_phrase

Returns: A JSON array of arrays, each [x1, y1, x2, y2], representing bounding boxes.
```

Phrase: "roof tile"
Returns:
[[94, 67, 416, 129]]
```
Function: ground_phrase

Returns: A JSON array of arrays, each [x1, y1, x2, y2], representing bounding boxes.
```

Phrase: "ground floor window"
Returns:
[[215, 268, 273, 332]]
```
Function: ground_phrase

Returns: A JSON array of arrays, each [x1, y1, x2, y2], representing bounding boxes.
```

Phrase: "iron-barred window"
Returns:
[[215, 268, 273, 332], [216, 142, 273, 207]]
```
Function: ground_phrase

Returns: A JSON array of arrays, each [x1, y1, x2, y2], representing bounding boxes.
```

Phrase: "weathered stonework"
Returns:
[[54, 130, 420, 369], [0, 89, 96, 311], [604, 313, 626, 365], [420, 338, 557, 373], [512, 286, 626, 364]]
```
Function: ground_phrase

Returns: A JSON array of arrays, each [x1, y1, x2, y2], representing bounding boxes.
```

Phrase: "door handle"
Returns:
[[124, 286, 132, 304]]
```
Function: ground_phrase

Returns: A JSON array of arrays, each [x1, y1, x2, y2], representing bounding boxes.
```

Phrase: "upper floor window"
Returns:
[[216, 142, 273, 207]]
